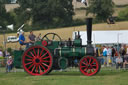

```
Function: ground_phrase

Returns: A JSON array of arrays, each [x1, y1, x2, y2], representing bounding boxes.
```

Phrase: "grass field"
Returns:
[[0, 68, 128, 85]]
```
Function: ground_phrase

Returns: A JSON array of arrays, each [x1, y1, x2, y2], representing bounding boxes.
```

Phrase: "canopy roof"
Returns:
[[72, 30, 128, 45]]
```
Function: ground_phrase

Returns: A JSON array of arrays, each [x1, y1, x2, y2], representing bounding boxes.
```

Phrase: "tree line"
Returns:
[[1, 0, 127, 32]]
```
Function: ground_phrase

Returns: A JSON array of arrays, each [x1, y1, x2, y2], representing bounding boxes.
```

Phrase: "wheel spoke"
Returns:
[[42, 60, 50, 63], [25, 62, 33, 66], [45, 36, 49, 40], [52, 34, 55, 41], [39, 65, 43, 73], [25, 54, 33, 59], [82, 62, 88, 66], [92, 68, 96, 71], [92, 65, 96, 66], [40, 52, 48, 58], [90, 69, 92, 73], [84, 68, 88, 72], [84, 58, 89, 64], [89, 58, 92, 64], [28, 63, 34, 70], [40, 63, 46, 71], [30, 52, 35, 58], [33, 48, 37, 56], [91, 60, 95, 64], [39, 49, 44, 56], [26, 59, 33, 61], [31, 65, 35, 72], [36, 65, 39, 73], [42, 63, 49, 67], [42, 56, 50, 59], [37, 48, 40, 57]]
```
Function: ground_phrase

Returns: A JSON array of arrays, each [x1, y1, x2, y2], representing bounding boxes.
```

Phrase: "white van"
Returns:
[[7, 36, 19, 42]]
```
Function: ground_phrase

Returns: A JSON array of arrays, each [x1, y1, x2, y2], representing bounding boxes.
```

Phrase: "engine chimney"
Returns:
[[86, 18, 94, 55], [86, 18, 92, 46]]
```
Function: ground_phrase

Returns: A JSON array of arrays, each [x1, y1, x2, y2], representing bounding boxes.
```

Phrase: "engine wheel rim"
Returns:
[[42, 33, 62, 41], [22, 46, 52, 76], [79, 56, 99, 76]]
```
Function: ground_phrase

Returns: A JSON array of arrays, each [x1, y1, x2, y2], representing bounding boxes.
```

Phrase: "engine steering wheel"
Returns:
[[42, 33, 62, 42]]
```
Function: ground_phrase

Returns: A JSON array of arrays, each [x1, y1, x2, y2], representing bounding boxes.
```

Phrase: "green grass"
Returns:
[[0, 69, 128, 85]]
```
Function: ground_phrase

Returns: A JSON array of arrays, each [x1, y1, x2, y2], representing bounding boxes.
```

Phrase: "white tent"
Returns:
[[72, 30, 128, 45]]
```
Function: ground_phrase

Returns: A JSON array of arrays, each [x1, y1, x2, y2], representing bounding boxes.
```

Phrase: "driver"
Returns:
[[19, 31, 29, 49]]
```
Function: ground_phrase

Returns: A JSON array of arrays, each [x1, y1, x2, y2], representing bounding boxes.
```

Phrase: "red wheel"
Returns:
[[22, 46, 53, 76], [79, 56, 100, 76]]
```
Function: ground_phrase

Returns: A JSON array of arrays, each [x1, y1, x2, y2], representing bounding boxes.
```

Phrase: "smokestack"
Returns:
[[86, 18, 92, 46]]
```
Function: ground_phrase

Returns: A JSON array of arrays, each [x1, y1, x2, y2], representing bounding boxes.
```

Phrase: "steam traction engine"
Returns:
[[13, 18, 101, 76]]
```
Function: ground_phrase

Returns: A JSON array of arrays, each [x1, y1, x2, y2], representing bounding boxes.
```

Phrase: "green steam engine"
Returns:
[[13, 18, 101, 76]]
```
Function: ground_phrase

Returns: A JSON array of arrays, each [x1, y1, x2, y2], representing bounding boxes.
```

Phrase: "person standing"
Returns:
[[107, 47, 112, 67], [111, 47, 116, 66], [28, 31, 36, 45], [6, 56, 13, 72], [0, 48, 3, 58], [120, 45, 126, 62], [103, 46, 107, 66]]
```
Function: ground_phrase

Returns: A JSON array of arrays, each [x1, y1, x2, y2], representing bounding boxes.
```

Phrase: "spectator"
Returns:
[[0, 48, 3, 58], [120, 45, 126, 62], [36, 33, 42, 41], [116, 54, 123, 69], [123, 57, 128, 69], [28, 31, 36, 45], [103, 46, 107, 66], [19, 31, 29, 49], [120, 45, 126, 57], [107, 46, 112, 66], [6, 56, 13, 72], [111, 47, 116, 66], [5, 50, 10, 58]]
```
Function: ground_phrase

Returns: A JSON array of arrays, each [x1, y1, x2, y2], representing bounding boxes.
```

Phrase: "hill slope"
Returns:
[[0, 21, 128, 49]]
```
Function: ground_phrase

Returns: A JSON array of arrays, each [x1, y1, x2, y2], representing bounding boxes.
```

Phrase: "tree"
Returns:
[[0, 0, 7, 29], [16, 0, 74, 28], [0, 0, 14, 30], [86, 0, 115, 22], [118, 7, 128, 21]]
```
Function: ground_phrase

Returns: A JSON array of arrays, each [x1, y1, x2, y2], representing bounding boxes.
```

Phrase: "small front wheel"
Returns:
[[79, 56, 101, 76]]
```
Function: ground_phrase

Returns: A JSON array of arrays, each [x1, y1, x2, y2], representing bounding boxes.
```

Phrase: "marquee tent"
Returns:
[[72, 30, 128, 45]]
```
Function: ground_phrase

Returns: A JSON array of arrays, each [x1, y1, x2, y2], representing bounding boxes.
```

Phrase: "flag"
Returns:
[[7, 24, 14, 31]]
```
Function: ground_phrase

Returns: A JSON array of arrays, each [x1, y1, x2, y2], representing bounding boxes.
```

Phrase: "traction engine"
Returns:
[[13, 18, 101, 76]]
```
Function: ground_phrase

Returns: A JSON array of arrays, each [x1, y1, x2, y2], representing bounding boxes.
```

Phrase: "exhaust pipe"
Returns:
[[86, 18, 94, 55], [86, 18, 92, 46]]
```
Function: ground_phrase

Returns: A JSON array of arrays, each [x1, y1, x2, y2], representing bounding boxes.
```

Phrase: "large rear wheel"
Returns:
[[79, 56, 100, 76], [22, 46, 53, 76]]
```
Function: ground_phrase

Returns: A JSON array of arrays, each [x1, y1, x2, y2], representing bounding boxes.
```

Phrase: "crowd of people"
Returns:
[[0, 48, 13, 72], [95, 45, 128, 69]]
